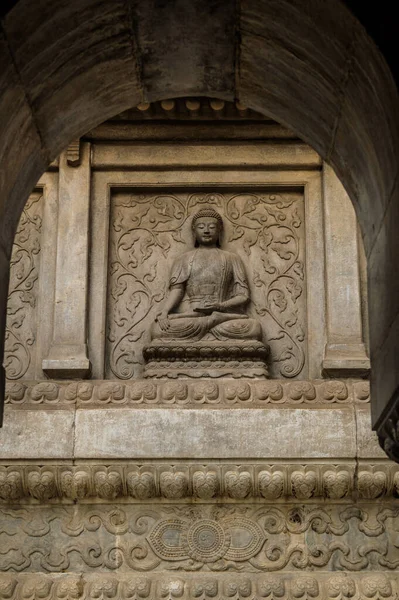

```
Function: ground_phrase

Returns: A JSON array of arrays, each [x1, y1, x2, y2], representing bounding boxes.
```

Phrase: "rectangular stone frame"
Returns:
[[88, 142, 325, 379]]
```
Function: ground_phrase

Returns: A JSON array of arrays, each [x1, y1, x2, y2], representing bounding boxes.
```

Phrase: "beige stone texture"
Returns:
[[0, 410, 74, 459], [42, 144, 91, 378], [322, 164, 369, 377], [91, 141, 321, 170], [74, 407, 356, 460], [356, 405, 388, 460]]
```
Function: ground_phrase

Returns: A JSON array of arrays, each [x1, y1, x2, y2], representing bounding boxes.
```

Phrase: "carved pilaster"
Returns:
[[322, 164, 370, 377], [42, 142, 91, 378]]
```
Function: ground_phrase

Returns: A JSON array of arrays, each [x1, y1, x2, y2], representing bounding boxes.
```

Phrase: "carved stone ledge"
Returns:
[[4, 379, 370, 407], [0, 573, 397, 600], [1, 462, 398, 503]]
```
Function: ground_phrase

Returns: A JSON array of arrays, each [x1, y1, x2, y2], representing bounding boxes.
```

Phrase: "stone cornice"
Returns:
[[5, 379, 370, 408], [0, 572, 397, 600], [0, 462, 397, 503]]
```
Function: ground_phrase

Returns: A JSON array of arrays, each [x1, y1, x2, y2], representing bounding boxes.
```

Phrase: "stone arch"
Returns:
[[0, 0, 398, 456]]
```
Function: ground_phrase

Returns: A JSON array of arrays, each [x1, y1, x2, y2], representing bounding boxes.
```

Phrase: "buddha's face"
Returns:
[[194, 217, 220, 246]]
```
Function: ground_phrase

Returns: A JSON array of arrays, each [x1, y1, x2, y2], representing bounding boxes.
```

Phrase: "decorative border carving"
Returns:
[[1, 463, 397, 502], [4, 379, 370, 407], [0, 572, 397, 600]]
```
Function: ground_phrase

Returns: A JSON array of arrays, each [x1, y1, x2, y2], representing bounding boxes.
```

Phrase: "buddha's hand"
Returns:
[[156, 311, 170, 330], [195, 301, 222, 314]]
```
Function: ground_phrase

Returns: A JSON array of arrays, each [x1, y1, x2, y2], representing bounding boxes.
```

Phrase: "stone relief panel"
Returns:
[[4, 192, 43, 380], [0, 504, 398, 573], [106, 190, 306, 379]]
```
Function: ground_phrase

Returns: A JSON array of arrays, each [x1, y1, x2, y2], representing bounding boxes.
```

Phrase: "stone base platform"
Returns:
[[143, 340, 269, 378]]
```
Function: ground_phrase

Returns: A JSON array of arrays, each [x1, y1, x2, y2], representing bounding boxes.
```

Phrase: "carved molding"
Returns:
[[0, 463, 397, 503], [124, 97, 267, 121], [4, 379, 370, 407], [0, 504, 398, 573], [0, 573, 398, 600], [66, 139, 82, 167]]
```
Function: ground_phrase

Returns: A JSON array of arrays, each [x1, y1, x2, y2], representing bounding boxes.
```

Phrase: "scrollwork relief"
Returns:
[[106, 191, 306, 379], [4, 193, 43, 380], [0, 504, 398, 573]]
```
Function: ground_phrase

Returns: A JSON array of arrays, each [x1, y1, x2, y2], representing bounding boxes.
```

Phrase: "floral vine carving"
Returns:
[[4, 193, 42, 379], [107, 191, 306, 379]]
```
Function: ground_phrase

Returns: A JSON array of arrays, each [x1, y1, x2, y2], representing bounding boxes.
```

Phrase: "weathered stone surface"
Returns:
[[0, 33, 46, 254], [0, 503, 398, 573], [356, 405, 387, 460], [3, 0, 142, 158], [91, 141, 320, 169], [330, 28, 399, 253], [0, 410, 74, 459], [369, 178, 399, 429], [131, 0, 236, 100], [322, 164, 369, 377], [42, 144, 91, 378], [74, 407, 356, 459], [238, 0, 357, 159]]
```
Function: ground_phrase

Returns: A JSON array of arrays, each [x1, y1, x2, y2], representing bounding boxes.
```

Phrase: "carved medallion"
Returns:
[[182, 520, 229, 563], [147, 516, 266, 564]]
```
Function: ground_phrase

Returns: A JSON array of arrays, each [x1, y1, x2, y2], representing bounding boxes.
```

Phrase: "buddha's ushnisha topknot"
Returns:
[[191, 207, 223, 230]]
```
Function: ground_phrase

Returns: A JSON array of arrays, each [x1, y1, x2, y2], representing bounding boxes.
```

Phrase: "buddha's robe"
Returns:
[[151, 248, 262, 342]]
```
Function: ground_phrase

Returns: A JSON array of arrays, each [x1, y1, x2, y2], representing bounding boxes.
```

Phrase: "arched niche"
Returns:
[[0, 0, 397, 457]]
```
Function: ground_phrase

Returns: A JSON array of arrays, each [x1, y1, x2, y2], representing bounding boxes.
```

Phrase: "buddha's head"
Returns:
[[191, 208, 223, 247]]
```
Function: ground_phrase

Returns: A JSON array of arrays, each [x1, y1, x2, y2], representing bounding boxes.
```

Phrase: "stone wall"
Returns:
[[1, 101, 397, 597]]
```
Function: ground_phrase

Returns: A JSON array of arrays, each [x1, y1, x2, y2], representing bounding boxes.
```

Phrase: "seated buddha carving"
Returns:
[[144, 207, 269, 378]]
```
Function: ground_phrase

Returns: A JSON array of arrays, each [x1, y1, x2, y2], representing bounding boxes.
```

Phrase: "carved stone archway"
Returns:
[[0, 2, 398, 451]]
